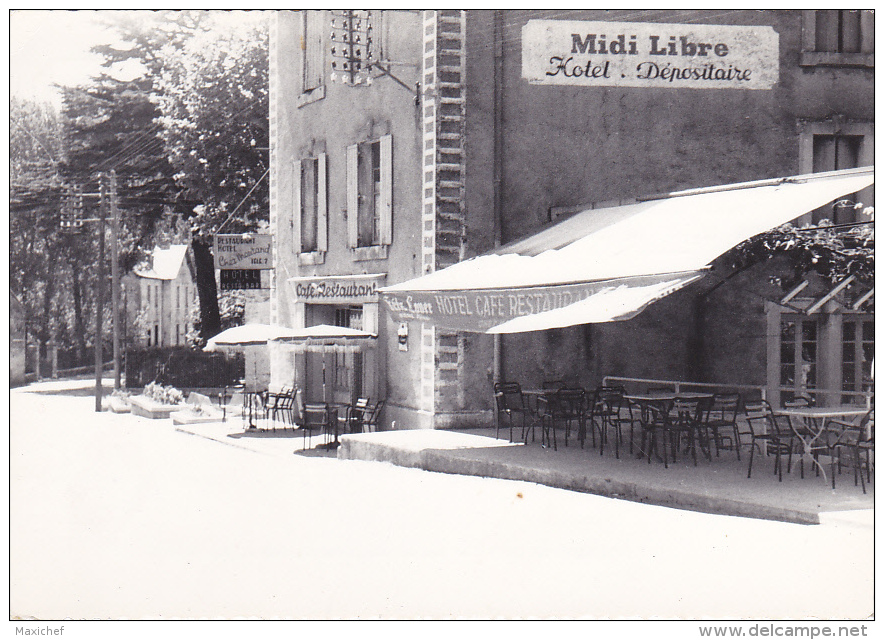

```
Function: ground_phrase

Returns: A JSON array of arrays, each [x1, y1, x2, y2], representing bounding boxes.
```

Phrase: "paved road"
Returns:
[[9, 380, 874, 620]]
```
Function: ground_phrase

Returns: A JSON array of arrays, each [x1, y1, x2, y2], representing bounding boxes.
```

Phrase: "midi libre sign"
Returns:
[[522, 20, 778, 90]]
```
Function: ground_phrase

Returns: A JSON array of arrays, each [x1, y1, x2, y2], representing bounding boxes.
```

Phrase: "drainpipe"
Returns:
[[492, 10, 504, 384]]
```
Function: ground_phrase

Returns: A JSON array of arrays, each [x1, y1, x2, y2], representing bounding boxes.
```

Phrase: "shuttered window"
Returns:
[[347, 134, 393, 250], [297, 154, 328, 254]]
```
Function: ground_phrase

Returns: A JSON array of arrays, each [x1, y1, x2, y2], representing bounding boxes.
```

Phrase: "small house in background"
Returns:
[[124, 244, 197, 349], [10, 291, 27, 386]]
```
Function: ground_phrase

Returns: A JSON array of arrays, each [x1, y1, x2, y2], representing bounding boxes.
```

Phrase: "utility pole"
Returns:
[[95, 174, 108, 412], [110, 170, 122, 390]]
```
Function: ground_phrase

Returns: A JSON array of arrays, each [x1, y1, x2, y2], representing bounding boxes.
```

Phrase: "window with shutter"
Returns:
[[347, 135, 393, 258], [801, 10, 874, 67]]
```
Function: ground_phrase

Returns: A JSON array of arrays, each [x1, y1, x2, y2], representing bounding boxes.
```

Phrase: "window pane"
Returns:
[[842, 321, 856, 342], [781, 364, 795, 386], [781, 320, 796, 342], [301, 158, 318, 252], [840, 10, 862, 53], [862, 320, 874, 342], [802, 321, 817, 343], [781, 342, 795, 364], [815, 10, 840, 52]]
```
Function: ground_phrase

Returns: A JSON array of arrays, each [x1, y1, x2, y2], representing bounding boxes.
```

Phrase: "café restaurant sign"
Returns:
[[289, 273, 386, 305], [522, 20, 778, 90], [213, 234, 272, 270], [381, 274, 686, 333]]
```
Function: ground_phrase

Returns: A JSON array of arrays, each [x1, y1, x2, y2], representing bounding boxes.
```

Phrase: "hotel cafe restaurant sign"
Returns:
[[522, 19, 779, 90]]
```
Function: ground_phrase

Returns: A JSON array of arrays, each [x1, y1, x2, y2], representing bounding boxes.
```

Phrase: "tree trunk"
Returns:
[[191, 238, 222, 340], [70, 258, 87, 364]]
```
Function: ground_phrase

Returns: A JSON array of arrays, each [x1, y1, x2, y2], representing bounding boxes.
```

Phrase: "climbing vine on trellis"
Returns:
[[726, 213, 874, 289]]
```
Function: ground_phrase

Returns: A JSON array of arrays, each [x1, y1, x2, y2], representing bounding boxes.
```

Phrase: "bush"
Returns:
[[143, 381, 185, 405]]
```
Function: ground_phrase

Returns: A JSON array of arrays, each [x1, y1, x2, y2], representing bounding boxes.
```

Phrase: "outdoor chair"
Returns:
[[638, 398, 675, 467], [342, 397, 371, 434], [301, 402, 334, 450], [538, 387, 585, 451], [590, 385, 631, 458], [745, 400, 797, 482], [494, 382, 534, 443], [353, 399, 385, 433], [670, 396, 713, 466], [265, 387, 297, 430], [828, 409, 874, 493], [707, 393, 743, 459]]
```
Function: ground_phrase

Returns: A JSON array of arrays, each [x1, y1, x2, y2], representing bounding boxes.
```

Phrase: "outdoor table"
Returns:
[[624, 392, 715, 462], [243, 389, 267, 429], [776, 406, 868, 482]]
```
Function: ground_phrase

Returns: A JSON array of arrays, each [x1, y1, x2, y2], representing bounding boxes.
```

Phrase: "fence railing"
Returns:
[[601, 376, 873, 408]]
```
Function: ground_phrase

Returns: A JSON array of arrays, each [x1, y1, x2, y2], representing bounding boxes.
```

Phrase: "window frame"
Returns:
[[295, 153, 328, 265], [347, 134, 393, 260], [796, 120, 874, 226], [800, 9, 874, 68], [299, 10, 327, 107]]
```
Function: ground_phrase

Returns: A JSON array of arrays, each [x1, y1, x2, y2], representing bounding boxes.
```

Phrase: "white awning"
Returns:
[[381, 167, 874, 333]]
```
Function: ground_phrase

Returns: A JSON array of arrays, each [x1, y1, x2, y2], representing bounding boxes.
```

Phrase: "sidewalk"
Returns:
[[176, 416, 874, 526]]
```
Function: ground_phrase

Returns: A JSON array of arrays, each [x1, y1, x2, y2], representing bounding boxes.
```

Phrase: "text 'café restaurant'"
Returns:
[[268, 10, 874, 430]]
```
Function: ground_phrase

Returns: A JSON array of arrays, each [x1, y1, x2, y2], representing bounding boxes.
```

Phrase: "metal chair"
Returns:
[[361, 399, 385, 433], [538, 387, 585, 451], [590, 385, 630, 458], [670, 396, 713, 466], [638, 398, 675, 467], [265, 386, 297, 430], [343, 397, 371, 434], [707, 393, 743, 459], [745, 400, 797, 481], [493, 382, 534, 443], [829, 410, 874, 493], [301, 402, 334, 450]]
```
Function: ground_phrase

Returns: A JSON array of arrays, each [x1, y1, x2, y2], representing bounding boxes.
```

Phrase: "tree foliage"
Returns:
[[727, 215, 875, 288], [156, 15, 269, 240]]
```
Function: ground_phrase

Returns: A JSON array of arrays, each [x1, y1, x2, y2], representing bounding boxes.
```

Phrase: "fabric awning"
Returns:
[[381, 167, 874, 333]]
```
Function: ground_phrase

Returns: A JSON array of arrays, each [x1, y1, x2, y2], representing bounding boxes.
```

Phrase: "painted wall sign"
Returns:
[[213, 234, 273, 269], [522, 20, 778, 90], [289, 273, 386, 304]]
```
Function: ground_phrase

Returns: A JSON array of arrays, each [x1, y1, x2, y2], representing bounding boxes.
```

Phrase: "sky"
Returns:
[[9, 10, 119, 107]]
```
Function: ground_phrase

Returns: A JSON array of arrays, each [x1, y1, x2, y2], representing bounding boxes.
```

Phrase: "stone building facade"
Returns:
[[270, 10, 874, 429]]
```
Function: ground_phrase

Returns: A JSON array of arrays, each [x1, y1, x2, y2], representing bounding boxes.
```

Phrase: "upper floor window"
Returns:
[[298, 10, 326, 106], [801, 10, 874, 67], [347, 135, 393, 258], [303, 11, 324, 92], [296, 154, 328, 258], [798, 120, 874, 225]]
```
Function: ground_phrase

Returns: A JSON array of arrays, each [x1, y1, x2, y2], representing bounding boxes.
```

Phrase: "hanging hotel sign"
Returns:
[[289, 273, 386, 304], [220, 269, 262, 290], [522, 20, 778, 90], [213, 234, 272, 270]]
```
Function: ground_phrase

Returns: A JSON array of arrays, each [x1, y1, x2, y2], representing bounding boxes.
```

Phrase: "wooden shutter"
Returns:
[[293, 159, 302, 253], [379, 134, 393, 245], [347, 143, 359, 247], [317, 153, 328, 252]]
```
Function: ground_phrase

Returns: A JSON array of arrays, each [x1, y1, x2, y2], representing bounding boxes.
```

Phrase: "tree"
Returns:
[[155, 13, 269, 340], [9, 98, 69, 355]]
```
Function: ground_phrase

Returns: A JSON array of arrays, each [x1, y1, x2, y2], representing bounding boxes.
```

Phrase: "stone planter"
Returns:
[[107, 396, 131, 414], [171, 408, 224, 426], [128, 395, 186, 420]]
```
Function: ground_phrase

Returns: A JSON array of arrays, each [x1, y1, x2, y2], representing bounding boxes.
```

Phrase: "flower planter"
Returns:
[[128, 395, 186, 420], [108, 396, 131, 414], [171, 408, 225, 426]]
